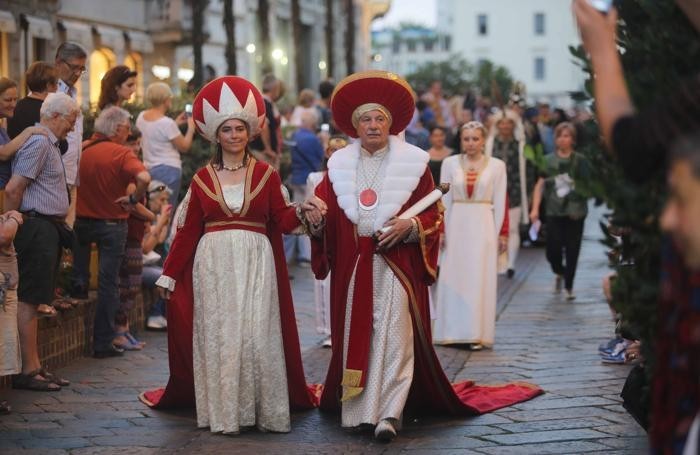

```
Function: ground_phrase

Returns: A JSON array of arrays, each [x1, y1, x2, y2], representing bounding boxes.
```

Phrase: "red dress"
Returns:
[[312, 165, 541, 416], [140, 159, 316, 411]]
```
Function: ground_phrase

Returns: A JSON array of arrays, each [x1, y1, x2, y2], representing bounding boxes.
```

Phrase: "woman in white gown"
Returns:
[[434, 121, 508, 350]]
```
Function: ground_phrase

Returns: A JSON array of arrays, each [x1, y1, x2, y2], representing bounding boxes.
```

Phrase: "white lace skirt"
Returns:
[[192, 229, 290, 433]]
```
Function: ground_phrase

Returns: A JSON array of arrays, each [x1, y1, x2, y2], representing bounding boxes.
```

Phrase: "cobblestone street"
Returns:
[[0, 207, 648, 454]]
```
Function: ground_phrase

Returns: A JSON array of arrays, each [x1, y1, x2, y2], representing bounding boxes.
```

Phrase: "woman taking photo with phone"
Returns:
[[136, 82, 196, 207]]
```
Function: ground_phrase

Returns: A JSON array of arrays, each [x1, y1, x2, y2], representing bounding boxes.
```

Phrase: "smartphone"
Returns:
[[321, 123, 330, 133], [185, 103, 193, 116], [588, 0, 613, 13]]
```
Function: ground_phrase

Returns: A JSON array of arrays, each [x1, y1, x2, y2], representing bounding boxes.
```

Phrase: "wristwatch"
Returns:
[[128, 194, 137, 205]]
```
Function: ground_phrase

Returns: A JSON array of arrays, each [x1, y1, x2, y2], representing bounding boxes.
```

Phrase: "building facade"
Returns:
[[437, 0, 585, 106], [369, 25, 451, 78], [1, 0, 386, 109]]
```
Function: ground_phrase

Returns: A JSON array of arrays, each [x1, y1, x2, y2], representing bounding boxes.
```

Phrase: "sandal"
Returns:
[[113, 332, 144, 351], [12, 370, 61, 391], [39, 368, 70, 387], [125, 331, 146, 348], [0, 400, 10, 414], [36, 304, 58, 318]]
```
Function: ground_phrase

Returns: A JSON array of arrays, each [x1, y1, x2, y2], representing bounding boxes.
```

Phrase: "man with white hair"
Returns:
[[309, 71, 541, 441], [5, 92, 79, 391], [286, 109, 323, 265], [72, 106, 150, 358]]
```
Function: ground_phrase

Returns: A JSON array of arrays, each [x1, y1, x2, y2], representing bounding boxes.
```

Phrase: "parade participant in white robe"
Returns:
[[485, 109, 529, 277], [434, 121, 508, 350]]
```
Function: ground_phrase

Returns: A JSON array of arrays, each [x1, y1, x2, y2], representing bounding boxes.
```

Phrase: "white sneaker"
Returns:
[[321, 336, 332, 348], [554, 275, 564, 294], [374, 419, 397, 442], [566, 289, 576, 301], [147, 315, 167, 330]]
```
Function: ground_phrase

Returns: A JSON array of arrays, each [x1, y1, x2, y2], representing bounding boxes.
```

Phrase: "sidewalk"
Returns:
[[0, 207, 647, 454]]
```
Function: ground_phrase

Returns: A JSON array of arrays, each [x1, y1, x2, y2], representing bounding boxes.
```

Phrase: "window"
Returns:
[[89, 48, 116, 108], [534, 13, 546, 35], [477, 14, 488, 36], [392, 37, 400, 54], [424, 40, 434, 52], [443, 35, 451, 51], [0, 33, 8, 79], [124, 53, 144, 102], [534, 57, 546, 81], [407, 40, 416, 52]]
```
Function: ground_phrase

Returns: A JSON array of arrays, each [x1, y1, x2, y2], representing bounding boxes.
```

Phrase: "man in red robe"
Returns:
[[308, 71, 542, 441]]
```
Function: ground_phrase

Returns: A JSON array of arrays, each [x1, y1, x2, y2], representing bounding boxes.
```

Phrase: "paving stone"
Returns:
[[71, 448, 167, 455], [495, 416, 612, 433], [2, 421, 62, 430], [497, 405, 627, 423], [0, 428, 33, 439], [19, 436, 92, 449], [507, 395, 619, 411], [21, 412, 79, 422], [597, 436, 650, 450], [475, 439, 613, 454], [482, 428, 611, 445]]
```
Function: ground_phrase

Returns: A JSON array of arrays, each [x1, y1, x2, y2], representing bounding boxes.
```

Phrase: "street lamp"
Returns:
[[318, 60, 327, 70], [177, 68, 194, 81], [280, 56, 289, 66], [246, 43, 256, 54], [271, 48, 284, 60]]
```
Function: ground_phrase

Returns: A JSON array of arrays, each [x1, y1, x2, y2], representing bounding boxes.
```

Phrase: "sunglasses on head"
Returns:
[[147, 185, 167, 195]]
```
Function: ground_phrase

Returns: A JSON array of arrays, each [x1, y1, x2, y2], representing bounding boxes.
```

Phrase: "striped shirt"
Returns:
[[11, 125, 70, 217]]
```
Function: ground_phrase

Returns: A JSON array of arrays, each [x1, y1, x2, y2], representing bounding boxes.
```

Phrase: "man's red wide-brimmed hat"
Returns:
[[193, 76, 266, 142], [331, 71, 416, 138]]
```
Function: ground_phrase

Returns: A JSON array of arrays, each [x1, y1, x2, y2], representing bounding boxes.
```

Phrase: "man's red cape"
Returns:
[[139, 161, 317, 410], [311, 167, 543, 415]]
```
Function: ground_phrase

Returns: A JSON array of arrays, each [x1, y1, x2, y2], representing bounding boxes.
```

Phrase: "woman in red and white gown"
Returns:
[[139, 76, 316, 434], [434, 121, 508, 349]]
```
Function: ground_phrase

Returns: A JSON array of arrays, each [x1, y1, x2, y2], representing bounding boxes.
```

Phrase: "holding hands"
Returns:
[[301, 196, 328, 227]]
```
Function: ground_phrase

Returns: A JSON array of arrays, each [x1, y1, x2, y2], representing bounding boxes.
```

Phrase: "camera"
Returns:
[[588, 0, 613, 13], [185, 103, 193, 116]]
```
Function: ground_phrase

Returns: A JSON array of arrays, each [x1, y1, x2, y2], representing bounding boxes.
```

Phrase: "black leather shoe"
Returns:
[[93, 345, 125, 358]]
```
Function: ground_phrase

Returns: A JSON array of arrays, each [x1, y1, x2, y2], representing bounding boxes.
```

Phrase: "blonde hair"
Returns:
[[460, 120, 487, 139], [297, 88, 315, 107], [145, 82, 173, 107]]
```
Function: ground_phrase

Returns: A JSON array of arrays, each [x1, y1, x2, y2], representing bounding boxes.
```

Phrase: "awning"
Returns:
[[23, 15, 53, 40], [93, 24, 124, 51], [126, 30, 153, 53], [0, 11, 16, 34], [58, 20, 93, 48]]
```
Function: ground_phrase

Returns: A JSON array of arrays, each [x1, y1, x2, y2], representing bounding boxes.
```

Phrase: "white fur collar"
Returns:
[[327, 135, 429, 231]]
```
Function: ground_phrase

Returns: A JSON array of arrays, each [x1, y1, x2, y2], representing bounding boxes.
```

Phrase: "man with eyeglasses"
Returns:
[[72, 106, 150, 358], [55, 41, 87, 228]]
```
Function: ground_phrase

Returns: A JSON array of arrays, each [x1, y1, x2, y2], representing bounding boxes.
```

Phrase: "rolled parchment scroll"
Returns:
[[378, 183, 451, 234]]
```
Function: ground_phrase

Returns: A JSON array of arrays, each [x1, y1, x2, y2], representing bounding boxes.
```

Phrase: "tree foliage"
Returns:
[[572, 0, 700, 380], [405, 56, 514, 98]]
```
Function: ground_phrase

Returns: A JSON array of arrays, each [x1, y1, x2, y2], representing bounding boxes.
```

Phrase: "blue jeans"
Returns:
[[72, 219, 128, 352], [142, 265, 166, 317], [149, 164, 182, 208]]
